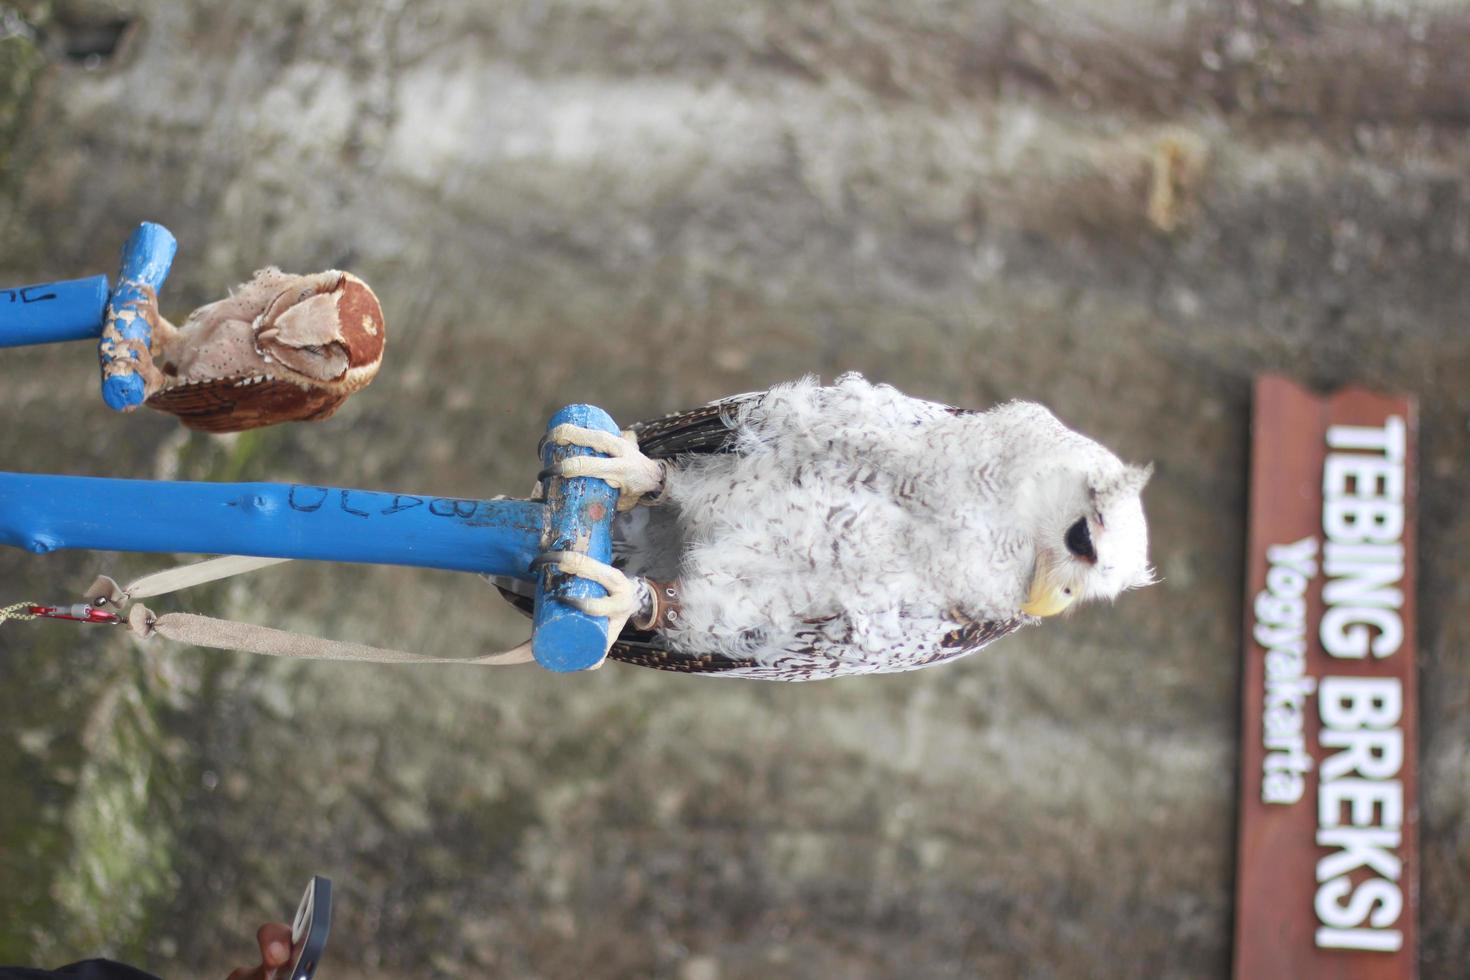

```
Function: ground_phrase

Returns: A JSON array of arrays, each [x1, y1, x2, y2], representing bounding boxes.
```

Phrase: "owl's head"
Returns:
[[1015, 414, 1155, 618]]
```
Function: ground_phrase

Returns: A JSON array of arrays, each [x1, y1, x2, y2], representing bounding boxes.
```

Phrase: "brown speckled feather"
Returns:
[[146, 379, 344, 433], [608, 612, 1022, 679], [605, 641, 755, 673], [916, 616, 1024, 668], [629, 395, 758, 459]]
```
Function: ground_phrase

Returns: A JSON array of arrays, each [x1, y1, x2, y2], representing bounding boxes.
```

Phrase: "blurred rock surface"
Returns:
[[1, 1, 1468, 977]]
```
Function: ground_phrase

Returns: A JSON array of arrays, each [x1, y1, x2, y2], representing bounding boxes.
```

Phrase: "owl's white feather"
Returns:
[[610, 374, 1153, 680]]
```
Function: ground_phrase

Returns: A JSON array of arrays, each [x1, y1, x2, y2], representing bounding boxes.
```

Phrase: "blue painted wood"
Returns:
[[0, 275, 110, 347], [532, 404, 622, 672], [0, 472, 545, 576], [100, 222, 178, 411]]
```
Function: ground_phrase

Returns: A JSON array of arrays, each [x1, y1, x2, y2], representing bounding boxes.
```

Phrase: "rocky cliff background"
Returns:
[[1, 1, 1467, 977]]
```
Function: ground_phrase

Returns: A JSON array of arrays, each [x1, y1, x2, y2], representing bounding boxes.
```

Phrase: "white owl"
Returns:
[[505, 374, 1153, 680]]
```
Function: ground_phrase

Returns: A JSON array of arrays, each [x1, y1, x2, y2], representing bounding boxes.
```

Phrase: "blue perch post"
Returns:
[[0, 223, 176, 376], [0, 220, 178, 413], [533, 404, 622, 672], [99, 222, 177, 411]]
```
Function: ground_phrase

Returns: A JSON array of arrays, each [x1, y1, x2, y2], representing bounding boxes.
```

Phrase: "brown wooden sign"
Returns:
[[1234, 376, 1419, 979]]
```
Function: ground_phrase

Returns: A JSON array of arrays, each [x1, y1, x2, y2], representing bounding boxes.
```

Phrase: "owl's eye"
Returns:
[[1064, 517, 1096, 563]]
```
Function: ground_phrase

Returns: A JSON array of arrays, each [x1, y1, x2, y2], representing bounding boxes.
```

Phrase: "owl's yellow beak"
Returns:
[[1022, 555, 1078, 618]]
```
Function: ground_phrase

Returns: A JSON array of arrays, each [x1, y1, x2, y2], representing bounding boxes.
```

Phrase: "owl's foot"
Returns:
[[539, 550, 653, 650], [544, 424, 666, 511]]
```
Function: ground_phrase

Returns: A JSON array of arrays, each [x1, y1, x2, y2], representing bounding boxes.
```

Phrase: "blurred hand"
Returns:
[[225, 922, 293, 980]]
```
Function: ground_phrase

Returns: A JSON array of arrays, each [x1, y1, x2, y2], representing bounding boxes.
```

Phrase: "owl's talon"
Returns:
[[538, 550, 645, 651], [545, 424, 665, 510], [541, 550, 632, 602], [566, 594, 625, 619]]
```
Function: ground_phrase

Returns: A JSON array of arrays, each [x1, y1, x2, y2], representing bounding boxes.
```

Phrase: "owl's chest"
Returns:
[[673, 447, 1028, 608]]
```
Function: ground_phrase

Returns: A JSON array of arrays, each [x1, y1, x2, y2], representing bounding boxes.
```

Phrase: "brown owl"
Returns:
[[140, 268, 386, 432]]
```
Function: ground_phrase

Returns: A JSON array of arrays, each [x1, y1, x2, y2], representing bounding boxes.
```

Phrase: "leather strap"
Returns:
[[85, 555, 533, 666], [126, 604, 533, 665]]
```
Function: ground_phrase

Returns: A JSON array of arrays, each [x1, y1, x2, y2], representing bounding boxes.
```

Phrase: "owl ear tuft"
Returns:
[[1091, 462, 1153, 507], [1124, 462, 1154, 495]]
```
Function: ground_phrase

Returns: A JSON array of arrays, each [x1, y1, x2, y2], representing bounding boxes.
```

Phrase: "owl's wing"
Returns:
[[494, 579, 1023, 679], [627, 390, 767, 459], [705, 608, 1026, 681], [633, 387, 974, 458]]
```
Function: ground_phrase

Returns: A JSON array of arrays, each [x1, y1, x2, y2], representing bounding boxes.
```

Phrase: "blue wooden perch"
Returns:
[[0, 405, 623, 672], [534, 404, 621, 671], [0, 275, 111, 345], [0, 221, 177, 410], [99, 222, 177, 410]]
